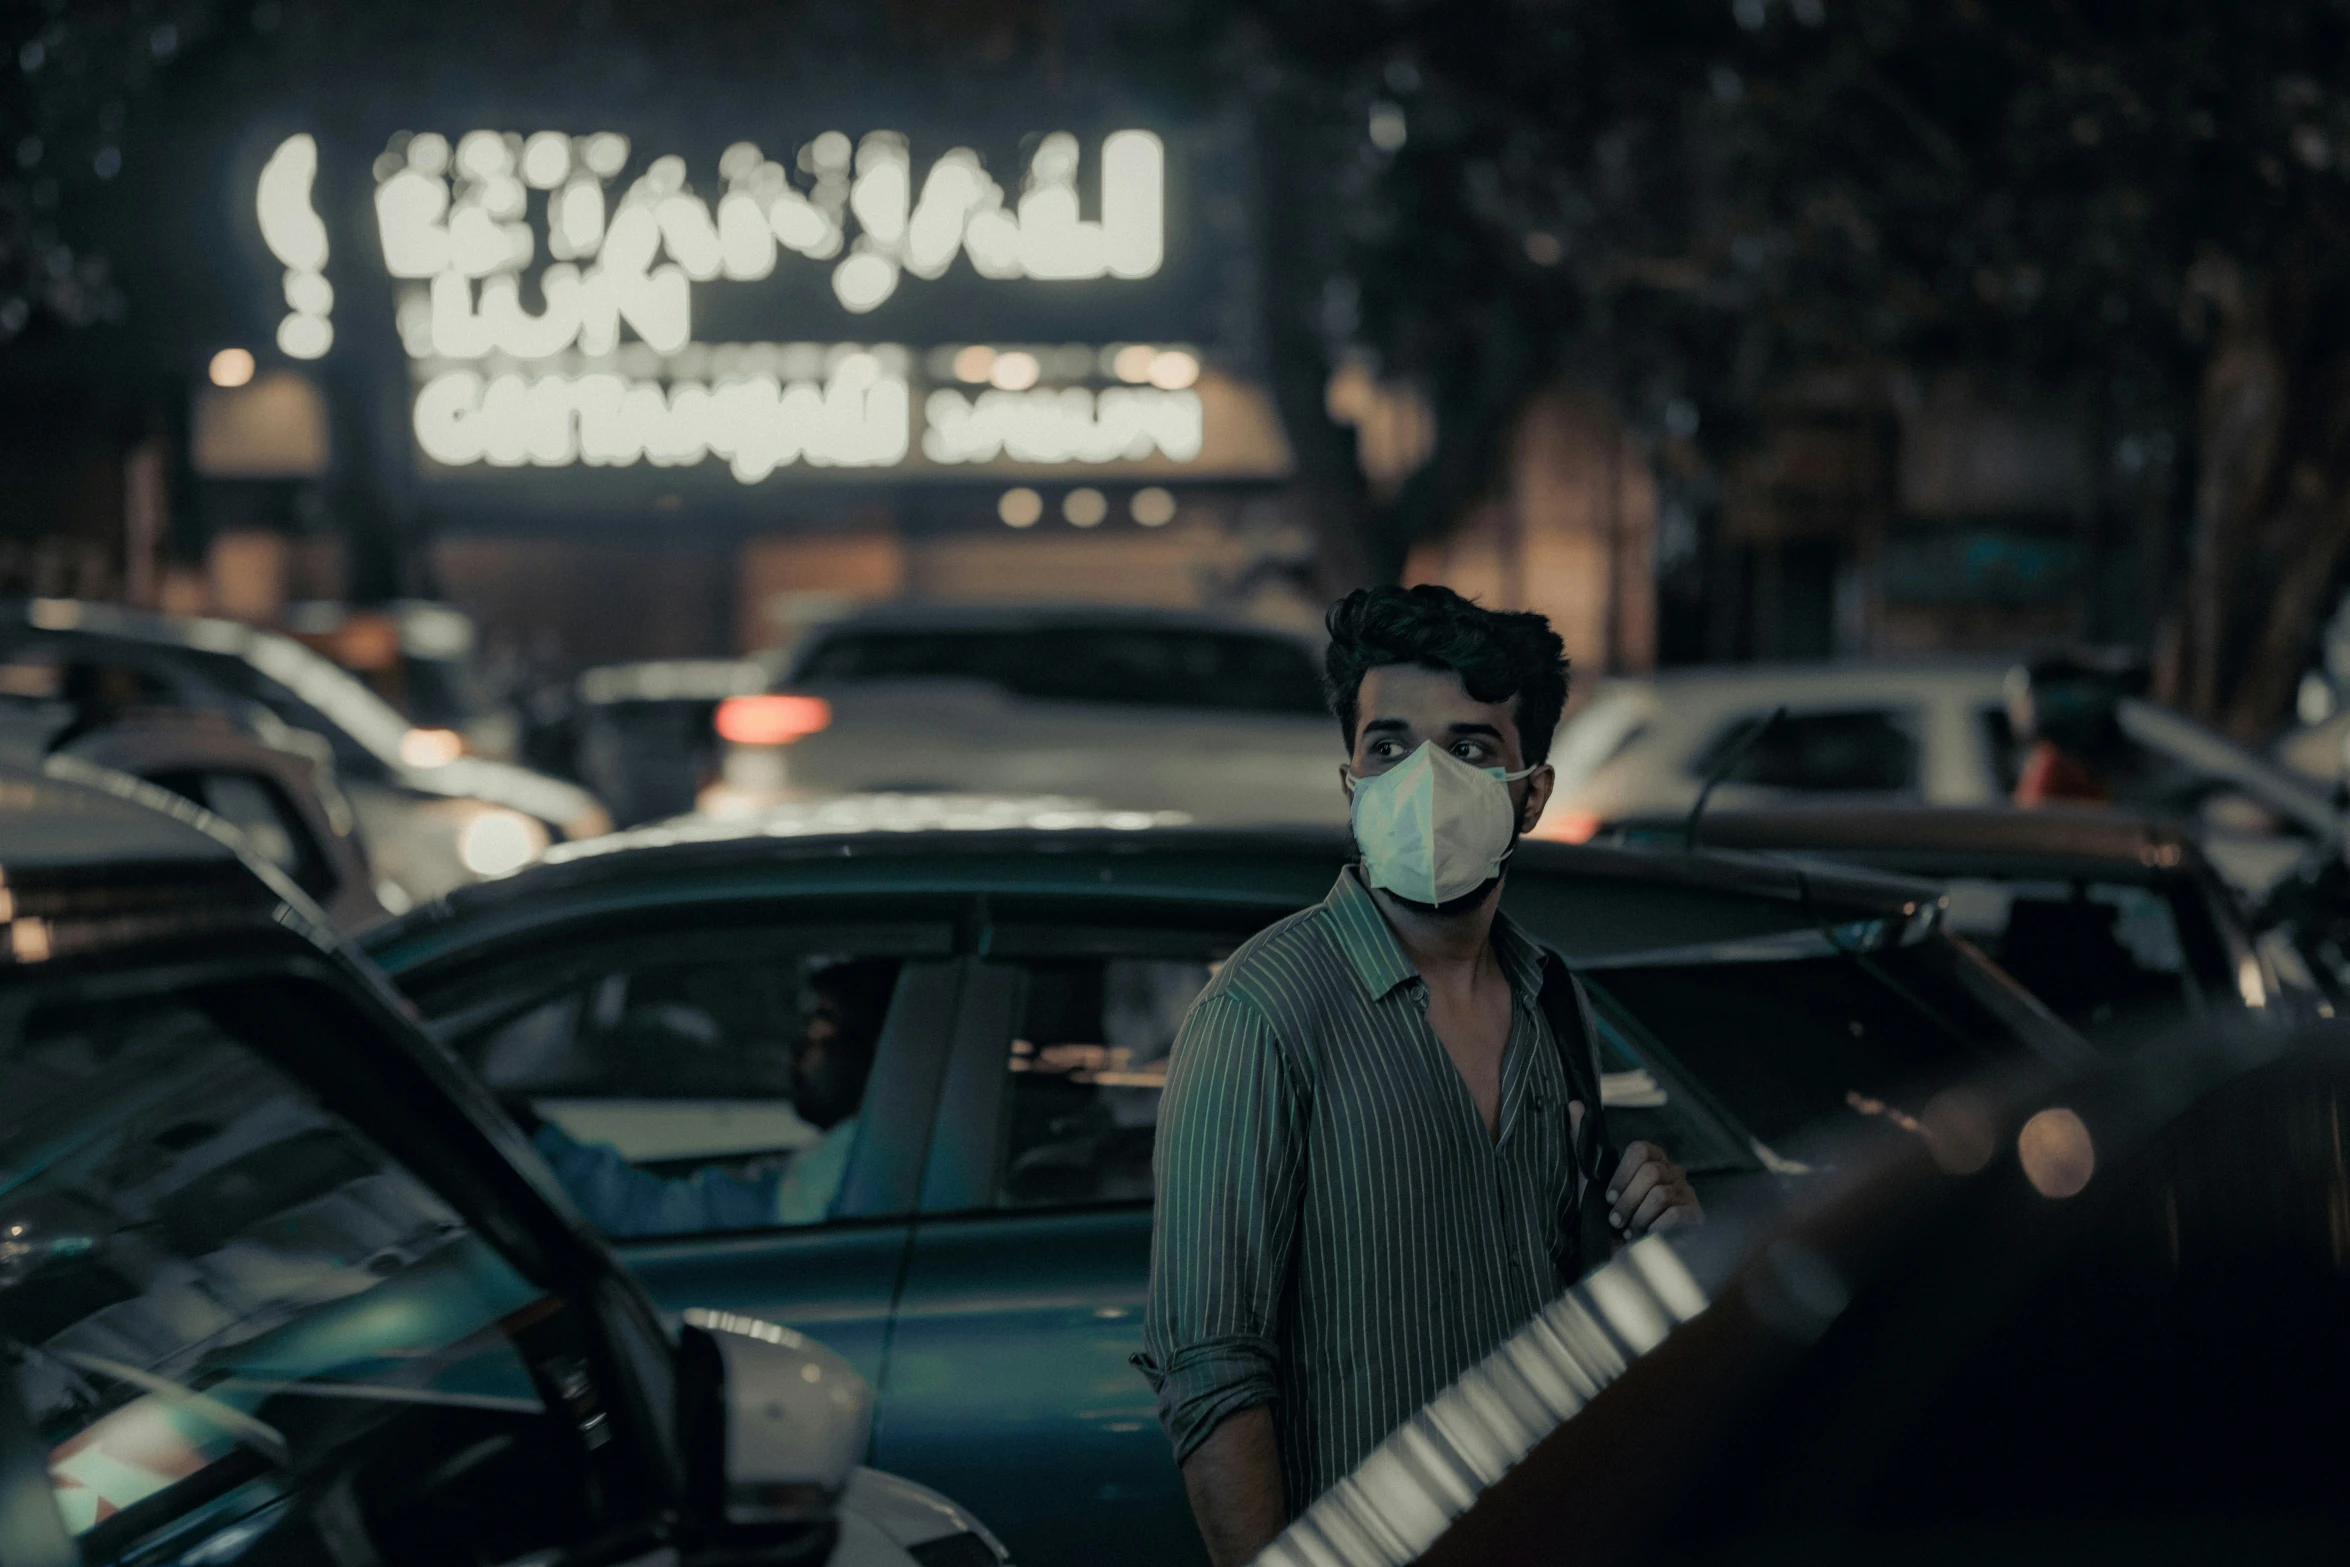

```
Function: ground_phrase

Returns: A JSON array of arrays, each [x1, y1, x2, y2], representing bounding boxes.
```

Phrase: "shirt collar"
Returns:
[[1320, 864, 1551, 1006]]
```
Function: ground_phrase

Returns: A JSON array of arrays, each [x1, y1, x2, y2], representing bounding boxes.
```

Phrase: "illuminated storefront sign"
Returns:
[[406, 340, 1210, 479], [248, 125, 1293, 483]]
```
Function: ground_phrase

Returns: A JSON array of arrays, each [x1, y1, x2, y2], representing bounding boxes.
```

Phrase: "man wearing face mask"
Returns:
[[521, 957, 896, 1237], [1136, 585, 1701, 1566]]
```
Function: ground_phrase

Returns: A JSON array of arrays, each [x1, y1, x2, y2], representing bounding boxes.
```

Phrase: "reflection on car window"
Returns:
[[1585, 1003, 1751, 1175], [797, 626, 1328, 716], [1941, 877, 2201, 1038], [997, 957, 1215, 1207], [0, 991, 598, 1564], [990, 948, 1756, 1201], [1690, 708, 1921, 794], [459, 942, 909, 1235], [1585, 944, 2019, 1145]]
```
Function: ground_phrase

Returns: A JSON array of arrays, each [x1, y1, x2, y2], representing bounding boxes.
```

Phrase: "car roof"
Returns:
[[3, 595, 283, 661], [1585, 661, 2013, 720], [1615, 805, 2203, 877], [364, 813, 1941, 978], [1637, 658, 2014, 690], [798, 602, 1320, 642], [0, 763, 245, 870], [0, 597, 417, 758], [0, 761, 338, 965]]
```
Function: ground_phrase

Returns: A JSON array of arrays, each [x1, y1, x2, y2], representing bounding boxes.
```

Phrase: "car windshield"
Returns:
[[0, 986, 583, 1561], [1584, 938, 2056, 1148], [794, 626, 1328, 715]]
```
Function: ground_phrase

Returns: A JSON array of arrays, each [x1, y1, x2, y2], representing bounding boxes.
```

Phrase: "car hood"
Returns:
[[838, 1466, 1007, 1557]]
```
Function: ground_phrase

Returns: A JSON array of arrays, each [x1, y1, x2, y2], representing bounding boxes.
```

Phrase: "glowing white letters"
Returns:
[[921, 386, 1203, 465], [414, 358, 911, 478], [258, 133, 332, 359], [369, 126, 1166, 357], [410, 343, 1205, 482], [258, 123, 1188, 480]]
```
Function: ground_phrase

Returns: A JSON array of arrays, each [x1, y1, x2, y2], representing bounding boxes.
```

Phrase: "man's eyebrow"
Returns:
[[1445, 722, 1506, 739], [1361, 717, 1412, 733]]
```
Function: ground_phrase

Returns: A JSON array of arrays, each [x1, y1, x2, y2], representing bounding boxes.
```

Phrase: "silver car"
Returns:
[[1537, 661, 2342, 896], [0, 598, 611, 907], [705, 605, 1346, 830]]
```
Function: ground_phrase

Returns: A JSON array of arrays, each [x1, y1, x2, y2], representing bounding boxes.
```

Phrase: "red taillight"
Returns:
[[716, 694, 832, 745]]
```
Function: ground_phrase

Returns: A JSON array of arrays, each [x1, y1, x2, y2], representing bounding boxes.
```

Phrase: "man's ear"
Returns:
[[1338, 761, 1355, 800], [1518, 763, 1556, 832]]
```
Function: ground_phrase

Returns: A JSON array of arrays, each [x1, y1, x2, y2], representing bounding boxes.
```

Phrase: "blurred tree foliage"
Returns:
[[1227, 0, 2350, 735], [0, 2, 225, 344]]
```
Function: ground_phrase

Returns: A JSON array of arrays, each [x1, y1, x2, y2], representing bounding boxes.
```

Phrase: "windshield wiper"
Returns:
[[1685, 706, 1788, 850]]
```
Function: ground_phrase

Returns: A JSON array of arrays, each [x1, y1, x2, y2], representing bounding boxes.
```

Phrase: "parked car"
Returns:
[[702, 605, 1345, 829], [1272, 1015, 2350, 1567], [23, 704, 386, 931], [0, 599, 612, 908], [0, 766, 1004, 1567], [365, 815, 2088, 1567], [1538, 661, 2343, 897], [1604, 805, 2324, 1042], [525, 659, 768, 828]]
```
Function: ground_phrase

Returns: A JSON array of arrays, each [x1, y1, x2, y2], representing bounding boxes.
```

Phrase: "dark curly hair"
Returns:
[[1324, 585, 1571, 765]]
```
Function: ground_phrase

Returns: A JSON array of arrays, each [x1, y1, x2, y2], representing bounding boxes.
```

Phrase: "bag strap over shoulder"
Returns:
[[1535, 949, 1619, 1280]]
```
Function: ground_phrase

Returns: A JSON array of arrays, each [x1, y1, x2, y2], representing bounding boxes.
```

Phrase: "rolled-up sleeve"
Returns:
[[1133, 991, 1306, 1465]]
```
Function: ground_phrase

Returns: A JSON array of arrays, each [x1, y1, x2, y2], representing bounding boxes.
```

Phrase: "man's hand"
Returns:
[[1606, 1141, 1701, 1238]]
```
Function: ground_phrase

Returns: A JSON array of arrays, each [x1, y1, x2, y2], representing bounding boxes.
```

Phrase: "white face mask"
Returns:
[[1348, 740, 1538, 907]]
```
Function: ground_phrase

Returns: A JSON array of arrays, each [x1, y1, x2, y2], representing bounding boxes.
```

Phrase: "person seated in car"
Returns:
[[2010, 651, 2144, 807], [522, 958, 897, 1237]]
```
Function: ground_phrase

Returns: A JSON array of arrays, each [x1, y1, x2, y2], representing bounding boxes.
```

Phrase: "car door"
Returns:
[[876, 908, 1231, 1567], [0, 963, 674, 1567], [425, 911, 963, 1395], [875, 898, 1751, 1567]]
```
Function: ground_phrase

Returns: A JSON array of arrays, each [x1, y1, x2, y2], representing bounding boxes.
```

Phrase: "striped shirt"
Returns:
[[1135, 866, 1599, 1513]]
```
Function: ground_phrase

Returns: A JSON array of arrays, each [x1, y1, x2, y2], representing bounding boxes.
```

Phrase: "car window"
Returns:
[[986, 933, 1752, 1207], [2, 988, 609, 1565], [795, 626, 1327, 716], [1582, 941, 2028, 1147], [995, 955, 1213, 1207], [1690, 708, 1921, 794], [449, 932, 933, 1235], [1583, 998, 1754, 1174], [148, 769, 330, 898], [1940, 876, 2206, 1037]]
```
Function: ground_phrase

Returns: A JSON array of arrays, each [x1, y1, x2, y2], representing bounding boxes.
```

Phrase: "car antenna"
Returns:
[[1685, 705, 1788, 851]]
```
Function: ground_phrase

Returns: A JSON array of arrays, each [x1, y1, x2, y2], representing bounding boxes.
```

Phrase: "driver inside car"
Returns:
[[519, 958, 897, 1237]]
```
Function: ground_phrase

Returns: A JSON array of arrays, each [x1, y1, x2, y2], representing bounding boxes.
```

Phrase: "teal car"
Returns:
[[366, 817, 2086, 1567]]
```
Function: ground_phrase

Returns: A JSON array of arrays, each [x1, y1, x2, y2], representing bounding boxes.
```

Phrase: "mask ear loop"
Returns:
[[1502, 761, 1552, 835]]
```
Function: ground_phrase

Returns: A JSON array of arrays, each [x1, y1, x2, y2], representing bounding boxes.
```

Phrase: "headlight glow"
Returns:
[[457, 809, 549, 877]]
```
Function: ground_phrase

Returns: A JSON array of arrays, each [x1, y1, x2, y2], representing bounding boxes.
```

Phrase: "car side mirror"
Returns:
[[675, 1307, 872, 1550]]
